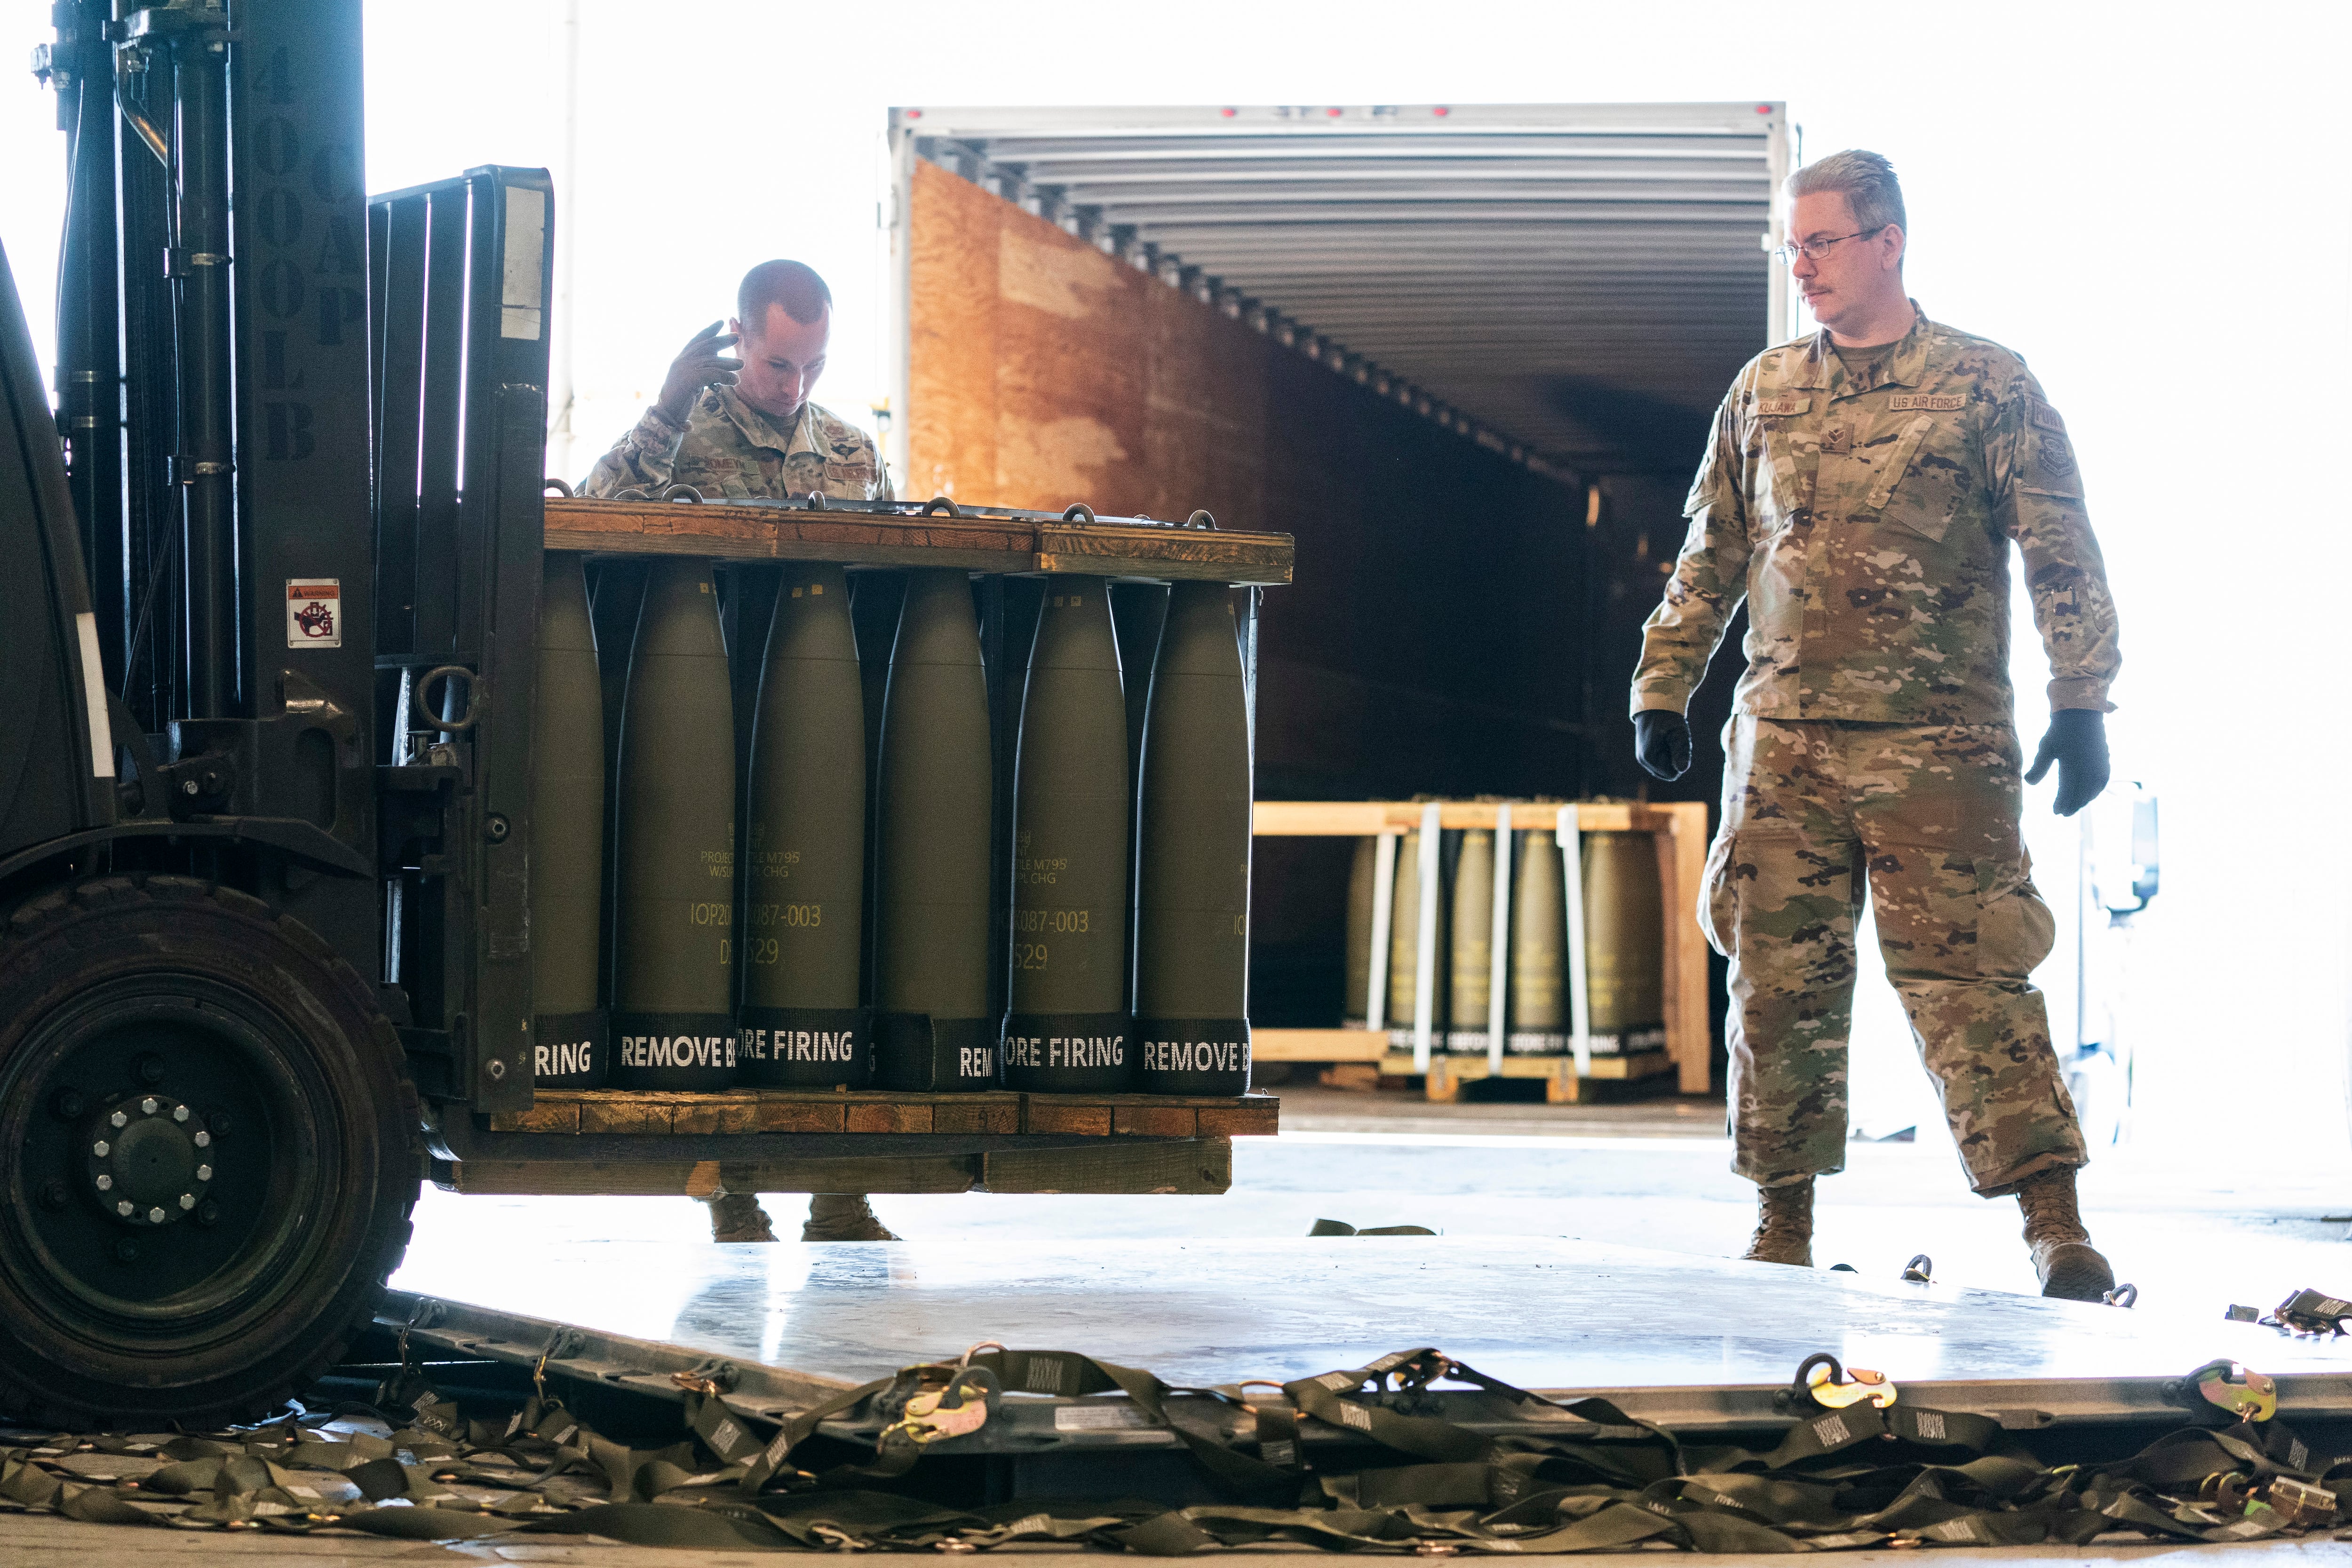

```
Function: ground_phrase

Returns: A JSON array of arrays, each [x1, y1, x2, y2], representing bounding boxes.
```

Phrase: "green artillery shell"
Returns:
[[1343, 835, 1376, 1027], [1508, 828, 1567, 1052], [1005, 577, 1133, 1092], [741, 562, 869, 1089], [1447, 828, 1494, 1052], [1386, 828, 1421, 1038], [1584, 830, 1666, 1047], [874, 568, 997, 1091], [1133, 581, 1251, 1095], [612, 557, 738, 1090], [530, 552, 608, 1088]]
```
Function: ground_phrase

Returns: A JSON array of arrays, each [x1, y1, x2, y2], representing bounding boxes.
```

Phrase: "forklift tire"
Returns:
[[0, 875, 420, 1428]]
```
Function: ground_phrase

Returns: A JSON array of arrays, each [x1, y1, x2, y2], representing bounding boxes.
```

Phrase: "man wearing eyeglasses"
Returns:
[[1628, 150, 2122, 1299]]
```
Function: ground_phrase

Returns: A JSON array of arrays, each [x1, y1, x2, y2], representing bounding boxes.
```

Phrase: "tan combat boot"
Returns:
[[803, 1193, 900, 1242], [1742, 1177, 1814, 1266], [707, 1192, 778, 1243], [2016, 1167, 2114, 1301]]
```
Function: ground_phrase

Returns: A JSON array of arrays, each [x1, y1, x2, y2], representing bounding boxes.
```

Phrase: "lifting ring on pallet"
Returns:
[[660, 482, 704, 503], [413, 666, 480, 732], [922, 495, 962, 517], [541, 477, 574, 498], [802, 490, 828, 509], [1186, 509, 1219, 530], [1062, 503, 1096, 524]]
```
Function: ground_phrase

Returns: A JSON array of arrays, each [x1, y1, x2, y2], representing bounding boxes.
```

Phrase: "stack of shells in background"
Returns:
[[1343, 812, 1665, 1056]]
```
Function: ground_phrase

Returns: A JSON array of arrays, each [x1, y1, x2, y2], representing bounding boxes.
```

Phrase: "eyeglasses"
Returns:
[[1772, 226, 1890, 266]]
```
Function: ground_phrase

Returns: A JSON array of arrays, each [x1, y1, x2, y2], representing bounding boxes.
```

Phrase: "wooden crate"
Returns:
[[1253, 800, 1712, 1097]]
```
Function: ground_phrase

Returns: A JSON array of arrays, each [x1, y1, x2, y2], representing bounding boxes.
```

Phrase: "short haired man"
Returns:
[[1629, 151, 2122, 1299], [582, 259, 891, 503], [585, 261, 894, 1245]]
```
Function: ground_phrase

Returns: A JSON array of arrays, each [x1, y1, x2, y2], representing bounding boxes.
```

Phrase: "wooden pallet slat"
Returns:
[[1024, 1100, 1114, 1137], [544, 497, 1293, 585], [487, 1088, 1278, 1138]]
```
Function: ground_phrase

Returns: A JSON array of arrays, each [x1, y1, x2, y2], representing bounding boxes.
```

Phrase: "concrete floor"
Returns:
[[12, 1086, 2352, 1563]]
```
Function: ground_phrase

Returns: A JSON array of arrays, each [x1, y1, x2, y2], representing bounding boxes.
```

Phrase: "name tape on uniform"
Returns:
[[1754, 395, 1809, 416]]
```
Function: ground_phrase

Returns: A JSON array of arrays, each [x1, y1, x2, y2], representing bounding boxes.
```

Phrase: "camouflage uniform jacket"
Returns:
[[580, 386, 892, 502], [1630, 303, 2118, 724]]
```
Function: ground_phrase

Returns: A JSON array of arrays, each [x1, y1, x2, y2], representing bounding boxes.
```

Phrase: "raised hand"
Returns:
[[656, 321, 741, 423]]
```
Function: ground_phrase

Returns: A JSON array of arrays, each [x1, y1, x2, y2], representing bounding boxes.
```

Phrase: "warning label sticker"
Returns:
[[286, 580, 342, 648]]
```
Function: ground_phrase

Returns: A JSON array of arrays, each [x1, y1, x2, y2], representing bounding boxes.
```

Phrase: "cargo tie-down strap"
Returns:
[[3, 1346, 2348, 1552]]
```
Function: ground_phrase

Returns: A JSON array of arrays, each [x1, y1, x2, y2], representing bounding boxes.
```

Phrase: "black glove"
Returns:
[[1633, 709, 1692, 782], [2024, 708, 2110, 816]]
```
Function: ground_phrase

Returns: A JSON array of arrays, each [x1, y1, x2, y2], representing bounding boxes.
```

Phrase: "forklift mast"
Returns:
[[25, 0, 553, 1107], [24, 0, 384, 953]]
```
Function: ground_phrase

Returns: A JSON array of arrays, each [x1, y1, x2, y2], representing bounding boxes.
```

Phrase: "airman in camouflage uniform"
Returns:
[[580, 384, 890, 503], [580, 256, 890, 506], [1630, 151, 2122, 1299], [584, 262, 898, 1247]]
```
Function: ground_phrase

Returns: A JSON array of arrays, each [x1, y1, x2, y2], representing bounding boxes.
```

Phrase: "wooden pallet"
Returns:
[[487, 1088, 1278, 1141], [1375, 1049, 1674, 1105], [544, 497, 1293, 585], [439, 1139, 1242, 1199]]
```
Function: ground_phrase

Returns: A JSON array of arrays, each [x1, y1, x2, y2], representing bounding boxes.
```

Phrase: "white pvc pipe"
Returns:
[[1365, 830, 1398, 1034], [1559, 804, 1591, 1078], [1411, 801, 1441, 1072], [1487, 801, 1511, 1071]]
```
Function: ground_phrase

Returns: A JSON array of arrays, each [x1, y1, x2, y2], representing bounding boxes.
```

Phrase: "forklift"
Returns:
[[5, 0, 1286, 1427]]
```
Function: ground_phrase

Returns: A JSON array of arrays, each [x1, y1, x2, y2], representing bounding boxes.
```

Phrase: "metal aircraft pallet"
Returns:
[[381, 1234, 2352, 1470]]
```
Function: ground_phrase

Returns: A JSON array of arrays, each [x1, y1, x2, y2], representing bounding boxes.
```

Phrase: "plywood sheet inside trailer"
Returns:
[[908, 159, 1269, 527]]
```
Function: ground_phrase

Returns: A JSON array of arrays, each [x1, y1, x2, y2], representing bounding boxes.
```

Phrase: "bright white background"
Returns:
[[1, 0, 2345, 1179]]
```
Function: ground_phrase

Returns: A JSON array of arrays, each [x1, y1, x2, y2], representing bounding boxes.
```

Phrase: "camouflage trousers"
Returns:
[[1700, 717, 2086, 1196]]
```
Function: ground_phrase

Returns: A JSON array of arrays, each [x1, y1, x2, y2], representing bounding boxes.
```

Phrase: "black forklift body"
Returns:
[[1, 0, 1279, 1427], [14, 0, 384, 951]]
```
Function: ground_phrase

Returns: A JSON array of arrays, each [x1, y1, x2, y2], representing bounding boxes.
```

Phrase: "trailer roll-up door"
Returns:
[[887, 103, 1792, 486]]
